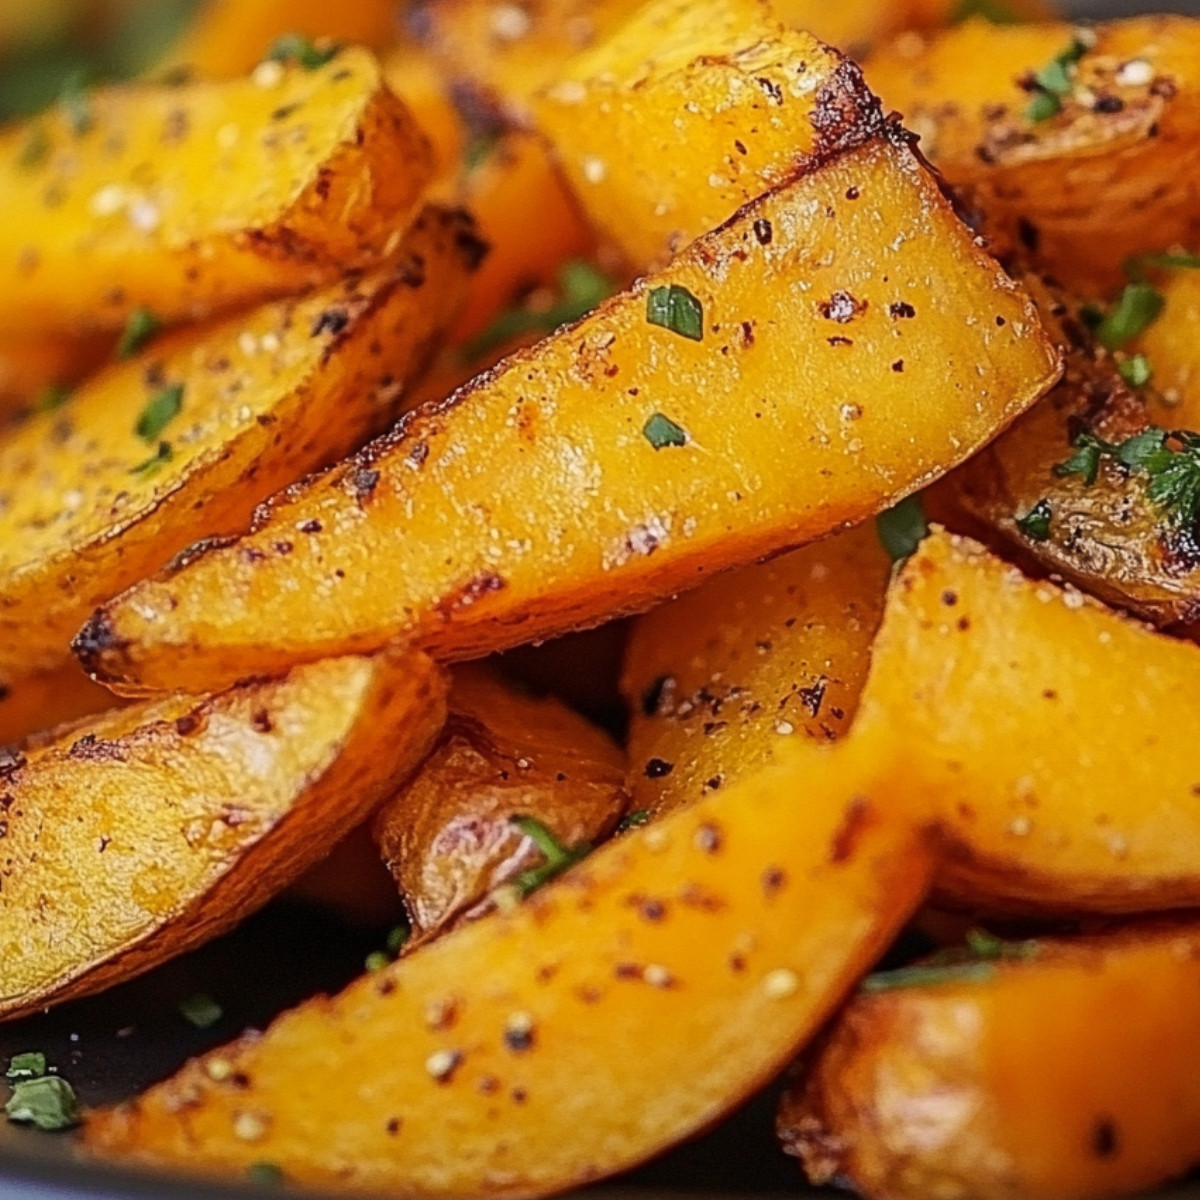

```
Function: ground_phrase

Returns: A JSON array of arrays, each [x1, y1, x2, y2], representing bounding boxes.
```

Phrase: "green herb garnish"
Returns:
[[267, 33, 341, 71], [1094, 282, 1164, 350], [117, 307, 162, 360], [1025, 37, 1088, 122], [178, 992, 223, 1030], [6, 1052, 46, 1081], [510, 816, 591, 896], [862, 961, 996, 993], [130, 440, 174, 478], [5, 1074, 80, 1131], [1126, 251, 1200, 280], [134, 383, 183, 443], [953, 0, 1020, 23], [964, 928, 1040, 962], [247, 1162, 285, 1186], [365, 951, 391, 972], [642, 412, 688, 450], [464, 133, 499, 172], [365, 924, 409, 972], [1119, 353, 1153, 388], [17, 125, 50, 170], [1016, 498, 1053, 541], [617, 810, 651, 832], [59, 71, 93, 136], [646, 284, 704, 341], [876, 493, 928, 563], [461, 260, 615, 362], [35, 384, 71, 413], [1055, 427, 1200, 531]]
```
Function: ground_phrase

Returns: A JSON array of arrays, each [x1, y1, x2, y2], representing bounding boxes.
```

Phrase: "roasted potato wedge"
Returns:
[[622, 524, 891, 817], [0, 204, 477, 683], [531, 0, 882, 270], [0, 665, 120, 748], [1135, 262, 1200, 431], [855, 526, 1200, 915], [164, 0, 401, 77], [374, 663, 628, 948], [78, 131, 1060, 696], [931, 279, 1200, 627], [0, 649, 446, 1023], [453, 132, 596, 344], [84, 734, 934, 1196], [0, 47, 434, 336], [865, 16, 1200, 293], [781, 922, 1200, 1200]]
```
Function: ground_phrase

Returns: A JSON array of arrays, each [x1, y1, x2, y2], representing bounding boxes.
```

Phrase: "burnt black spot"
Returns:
[[311, 308, 350, 337], [454, 225, 490, 272], [645, 758, 674, 779], [72, 611, 127, 675], [641, 675, 673, 717], [892, 359, 905, 372], [753, 218, 773, 245], [504, 1026, 535, 1053], [299, 519, 322, 534], [164, 536, 237, 577], [889, 301, 916, 320], [251, 709, 274, 734], [941, 590, 958, 607], [797, 677, 827, 718], [1017, 217, 1041, 253], [1094, 93, 1125, 114], [175, 714, 200, 737], [351, 468, 381, 503], [1092, 1118, 1119, 1158]]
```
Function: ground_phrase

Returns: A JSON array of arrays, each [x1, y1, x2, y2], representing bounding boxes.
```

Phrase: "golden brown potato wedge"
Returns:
[[0, 665, 120, 748], [163, 0, 401, 77], [0, 47, 434, 336], [84, 733, 934, 1195], [781, 921, 1200, 1200], [865, 17, 1200, 293], [1134, 262, 1200, 430], [855, 526, 1200, 915], [622, 524, 891, 818], [0, 649, 446, 1023], [374, 663, 628, 948], [531, 0, 882, 270], [78, 131, 1060, 696], [931, 279, 1200, 627], [0, 204, 478, 683]]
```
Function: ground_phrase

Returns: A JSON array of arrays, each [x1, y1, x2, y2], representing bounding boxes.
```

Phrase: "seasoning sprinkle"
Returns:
[[646, 284, 704, 341]]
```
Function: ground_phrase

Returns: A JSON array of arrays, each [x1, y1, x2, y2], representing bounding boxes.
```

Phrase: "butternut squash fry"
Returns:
[[0, 649, 445, 1022], [865, 16, 1200, 293], [0, 47, 434, 335], [77, 131, 1060, 696], [530, 0, 882, 270], [780, 922, 1200, 1200], [83, 734, 934, 1196], [374, 664, 627, 949], [0, 204, 478, 683], [622, 525, 891, 818], [855, 526, 1200, 915]]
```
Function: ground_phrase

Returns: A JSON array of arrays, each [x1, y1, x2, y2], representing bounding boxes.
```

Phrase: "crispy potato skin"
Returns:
[[453, 132, 596, 343], [0, 48, 434, 335], [0, 650, 446, 1022], [866, 17, 1200, 293], [781, 923, 1200, 1200], [0, 205, 477, 683], [932, 281, 1200, 626], [164, 0, 401, 77], [0, 665, 121, 748], [84, 736, 933, 1197], [531, 0, 884, 270], [622, 525, 891, 817], [374, 664, 628, 947], [855, 527, 1200, 915], [79, 132, 1060, 696]]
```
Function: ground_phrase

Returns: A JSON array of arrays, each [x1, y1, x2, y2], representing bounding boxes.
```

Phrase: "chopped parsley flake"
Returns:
[[247, 1162, 285, 1186], [646, 284, 704, 341], [862, 961, 996, 993], [617, 809, 651, 832], [178, 992, 223, 1029], [876, 493, 928, 563], [1119, 353, 1153, 388], [510, 815, 591, 896], [117, 307, 162, 360], [1093, 282, 1164, 350], [35, 384, 71, 413], [6, 1052, 46, 1081], [642, 412, 688, 450], [1025, 37, 1088, 122], [130, 441, 174, 478], [266, 33, 341, 70], [59, 72, 93, 137], [5, 1074, 80, 1131], [135, 383, 184, 443], [1126, 251, 1200, 277], [365, 952, 391, 973], [1016, 497, 1053, 541], [365, 924, 409, 972], [953, 0, 1020, 23], [462, 260, 615, 362], [1055, 427, 1200, 531]]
